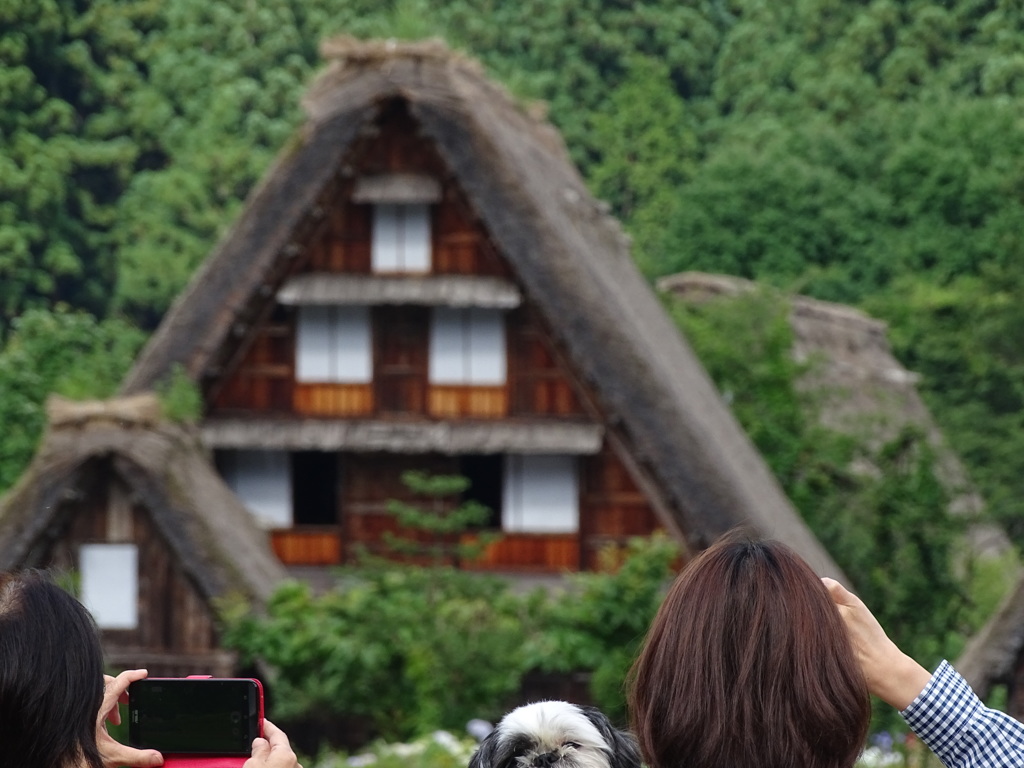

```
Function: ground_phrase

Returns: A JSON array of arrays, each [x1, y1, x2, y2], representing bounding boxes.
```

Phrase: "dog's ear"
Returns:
[[580, 707, 644, 768], [469, 730, 499, 768]]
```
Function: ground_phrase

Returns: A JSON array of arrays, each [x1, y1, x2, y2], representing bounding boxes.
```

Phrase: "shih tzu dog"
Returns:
[[468, 701, 642, 768]]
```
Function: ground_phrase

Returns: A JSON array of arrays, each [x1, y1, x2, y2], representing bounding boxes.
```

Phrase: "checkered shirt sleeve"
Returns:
[[902, 660, 1024, 768]]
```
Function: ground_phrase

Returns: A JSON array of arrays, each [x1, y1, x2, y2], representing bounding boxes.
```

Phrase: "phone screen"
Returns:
[[128, 679, 261, 755]]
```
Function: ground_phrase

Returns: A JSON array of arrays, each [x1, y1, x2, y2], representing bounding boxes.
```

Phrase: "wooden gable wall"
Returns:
[[201, 100, 667, 572], [30, 460, 233, 676]]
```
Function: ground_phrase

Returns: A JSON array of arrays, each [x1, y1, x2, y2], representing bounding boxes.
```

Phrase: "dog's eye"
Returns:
[[564, 743, 582, 750]]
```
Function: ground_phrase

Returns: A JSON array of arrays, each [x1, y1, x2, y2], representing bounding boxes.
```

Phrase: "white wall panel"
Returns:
[[333, 306, 372, 383], [502, 455, 579, 533], [296, 306, 371, 383], [372, 204, 403, 272], [468, 309, 506, 384], [429, 308, 467, 383], [401, 204, 431, 272], [80, 543, 138, 629], [430, 308, 506, 384], [221, 450, 292, 528], [373, 204, 430, 272], [296, 306, 332, 382]]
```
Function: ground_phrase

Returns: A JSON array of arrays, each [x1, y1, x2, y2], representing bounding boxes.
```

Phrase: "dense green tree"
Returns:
[[0, 307, 145, 490], [868, 267, 1024, 547], [0, 0, 160, 327]]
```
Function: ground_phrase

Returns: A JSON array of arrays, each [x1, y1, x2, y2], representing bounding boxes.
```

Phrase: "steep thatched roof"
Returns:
[[0, 395, 286, 604], [657, 271, 1016, 559], [121, 38, 842, 576], [657, 272, 932, 440], [955, 573, 1024, 702]]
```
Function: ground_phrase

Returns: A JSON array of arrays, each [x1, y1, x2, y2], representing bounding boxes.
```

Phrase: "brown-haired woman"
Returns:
[[628, 532, 871, 768]]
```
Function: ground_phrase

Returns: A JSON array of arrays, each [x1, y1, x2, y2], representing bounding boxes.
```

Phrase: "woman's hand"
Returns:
[[244, 720, 302, 768], [822, 578, 932, 710], [97, 669, 164, 768]]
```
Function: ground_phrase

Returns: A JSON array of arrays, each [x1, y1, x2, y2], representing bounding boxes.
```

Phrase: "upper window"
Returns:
[[296, 306, 372, 383], [502, 455, 579, 533], [80, 543, 138, 630], [372, 204, 431, 273], [429, 308, 506, 385]]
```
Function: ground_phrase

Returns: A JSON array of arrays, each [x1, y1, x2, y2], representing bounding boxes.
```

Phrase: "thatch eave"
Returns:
[[201, 418, 604, 455], [277, 274, 522, 308]]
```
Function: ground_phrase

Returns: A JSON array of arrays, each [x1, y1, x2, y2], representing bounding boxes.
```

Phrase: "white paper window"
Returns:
[[220, 450, 292, 528], [372, 204, 431, 272], [502, 455, 579, 533], [80, 543, 138, 630], [296, 306, 372, 383], [429, 308, 506, 384]]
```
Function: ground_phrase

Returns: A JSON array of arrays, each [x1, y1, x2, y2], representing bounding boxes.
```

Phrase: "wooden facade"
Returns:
[[203, 102, 666, 572]]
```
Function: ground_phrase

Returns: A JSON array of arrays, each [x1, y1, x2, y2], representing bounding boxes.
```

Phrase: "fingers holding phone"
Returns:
[[245, 720, 302, 768], [98, 670, 164, 768]]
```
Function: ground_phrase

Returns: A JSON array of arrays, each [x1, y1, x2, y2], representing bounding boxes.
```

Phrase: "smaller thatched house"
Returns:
[[0, 394, 286, 676], [657, 271, 1012, 558]]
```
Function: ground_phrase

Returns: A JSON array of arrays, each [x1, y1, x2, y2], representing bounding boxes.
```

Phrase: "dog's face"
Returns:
[[468, 701, 642, 768]]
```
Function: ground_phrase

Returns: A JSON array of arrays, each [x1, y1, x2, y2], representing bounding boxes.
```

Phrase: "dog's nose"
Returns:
[[532, 753, 560, 767]]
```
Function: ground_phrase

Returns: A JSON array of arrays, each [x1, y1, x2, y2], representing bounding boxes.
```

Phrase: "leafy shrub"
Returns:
[[219, 536, 679, 748], [220, 565, 533, 742]]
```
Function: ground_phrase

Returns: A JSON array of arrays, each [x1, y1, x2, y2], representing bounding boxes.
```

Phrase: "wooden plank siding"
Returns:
[[40, 464, 228, 676], [294, 383, 374, 416], [427, 385, 508, 418], [211, 306, 584, 420], [209, 315, 584, 428], [465, 533, 580, 571], [271, 528, 343, 565], [263, 447, 663, 572]]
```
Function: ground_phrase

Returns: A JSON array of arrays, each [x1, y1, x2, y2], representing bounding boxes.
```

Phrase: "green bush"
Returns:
[[219, 536, 679, 747]]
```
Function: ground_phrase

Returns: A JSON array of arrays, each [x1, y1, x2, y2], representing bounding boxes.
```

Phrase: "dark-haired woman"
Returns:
[[0, 571, 300, 768], [628, 533, 871, 768]]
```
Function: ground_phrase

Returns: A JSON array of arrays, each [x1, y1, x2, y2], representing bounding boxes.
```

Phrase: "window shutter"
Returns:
[[80, 544, 139, 629], [429, 308, 506, 384], [296, 306, 372, 383], [429, 307, 468, 383], [221, 449, 293, 528], [372, 204, 431, 272], [332, 306, 372, 383], [296, 306, 332, 382], [401, 204, 431, 272], [502, 455, 579, 533], [467, 309, 506, 384]]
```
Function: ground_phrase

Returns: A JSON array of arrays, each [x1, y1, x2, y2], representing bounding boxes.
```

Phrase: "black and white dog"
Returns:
[[468, 701, 642, 768]]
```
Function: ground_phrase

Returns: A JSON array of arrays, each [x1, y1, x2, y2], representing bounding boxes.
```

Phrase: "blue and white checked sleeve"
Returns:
[[902, 660, 1024, 768]]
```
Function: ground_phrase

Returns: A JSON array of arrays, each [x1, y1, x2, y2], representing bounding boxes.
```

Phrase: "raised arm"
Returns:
[[821, 578, 931, 710]]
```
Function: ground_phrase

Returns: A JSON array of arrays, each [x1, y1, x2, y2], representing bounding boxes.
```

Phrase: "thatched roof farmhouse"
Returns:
[[0, 395, 285, 674], [113, 38, 841, 576]]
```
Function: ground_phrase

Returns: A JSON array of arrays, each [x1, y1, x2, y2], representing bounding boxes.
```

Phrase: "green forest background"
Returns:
[[5, 0, 1024, 739]]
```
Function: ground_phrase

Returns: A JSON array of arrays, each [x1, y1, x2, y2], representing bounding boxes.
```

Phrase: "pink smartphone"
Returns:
[[128, 677, 264, 757]]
